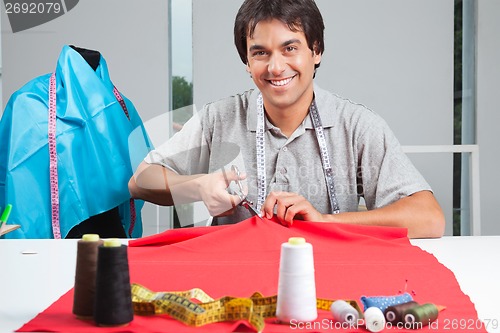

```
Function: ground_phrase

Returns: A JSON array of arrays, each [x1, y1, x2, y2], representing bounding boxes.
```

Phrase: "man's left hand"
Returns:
[[261, 191, 323, 226]]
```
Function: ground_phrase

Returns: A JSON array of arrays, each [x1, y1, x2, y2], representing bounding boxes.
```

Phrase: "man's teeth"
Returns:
[[270, 77, 293, 86]]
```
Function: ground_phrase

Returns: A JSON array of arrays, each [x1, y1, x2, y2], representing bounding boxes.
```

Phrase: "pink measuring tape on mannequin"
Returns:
[[48, 72, 136, 239]]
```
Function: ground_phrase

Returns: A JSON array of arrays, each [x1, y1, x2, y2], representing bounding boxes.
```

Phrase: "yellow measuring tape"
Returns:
[[131, 283, 362, 332]]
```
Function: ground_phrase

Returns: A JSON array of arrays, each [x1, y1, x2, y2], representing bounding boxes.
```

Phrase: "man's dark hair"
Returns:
[[234, 0, 325, 70]]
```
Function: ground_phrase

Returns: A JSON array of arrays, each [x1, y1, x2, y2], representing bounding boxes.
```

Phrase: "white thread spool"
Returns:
[[276, 237, 317, 323], [364, 307, 386, 332], [330, 300, 359, 324]]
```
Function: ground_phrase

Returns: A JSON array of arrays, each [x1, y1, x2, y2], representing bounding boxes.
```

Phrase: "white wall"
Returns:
[[477, 0, 500, 235], [1, 0, 171, 236], [193, 0, 455, 235]]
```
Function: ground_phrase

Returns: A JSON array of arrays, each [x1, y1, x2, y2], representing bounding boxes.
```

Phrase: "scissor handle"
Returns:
[[231, 165, 246, 200], [231, 165, 262, 218], [241, 198, 254, 207], [231, 165, 241, 178]]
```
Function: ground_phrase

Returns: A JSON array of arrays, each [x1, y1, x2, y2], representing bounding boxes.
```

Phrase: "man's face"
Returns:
[[246, 19, 321, 112]]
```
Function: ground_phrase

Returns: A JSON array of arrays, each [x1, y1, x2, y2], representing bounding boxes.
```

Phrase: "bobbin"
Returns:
[[384, 301, 418, 324], [364, 307, 386, 332], [404, 303, 439, 327], [330, 299, 360, 324]]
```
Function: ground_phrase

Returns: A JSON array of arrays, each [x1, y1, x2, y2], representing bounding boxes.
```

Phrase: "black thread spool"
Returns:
[[94, 239, 133, 326], [73, 234, 103, 319], [384, 301, 418, 324]]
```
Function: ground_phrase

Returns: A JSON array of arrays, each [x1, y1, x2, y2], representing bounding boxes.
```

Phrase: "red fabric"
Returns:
[[129, 223, 228, 247], [18, 217, 486, 332]]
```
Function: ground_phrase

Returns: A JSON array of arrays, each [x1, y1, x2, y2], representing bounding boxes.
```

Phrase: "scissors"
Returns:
[[231, 165, 263, 219]]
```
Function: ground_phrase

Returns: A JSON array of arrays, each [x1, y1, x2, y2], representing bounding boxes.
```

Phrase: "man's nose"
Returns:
[[268, 53, 286, 76]]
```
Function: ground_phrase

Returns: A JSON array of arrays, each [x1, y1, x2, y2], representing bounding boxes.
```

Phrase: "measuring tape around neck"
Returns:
[[255, 93, 340, 214], [48, 73, 136, 238]]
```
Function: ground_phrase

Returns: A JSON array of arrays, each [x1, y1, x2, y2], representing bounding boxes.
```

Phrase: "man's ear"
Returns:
[[246, 62, 253, 78], [312, 43, 322, 65], [314, 53, 322, 66]]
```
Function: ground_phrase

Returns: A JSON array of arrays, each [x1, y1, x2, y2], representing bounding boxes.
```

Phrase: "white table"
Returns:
[[0, 237, 499, 333], [411, 236, 500, 333]]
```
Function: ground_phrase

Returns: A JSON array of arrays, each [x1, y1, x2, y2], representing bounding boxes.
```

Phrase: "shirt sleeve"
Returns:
[[144, 107, 211, 176], [357, 115, 432, 210]]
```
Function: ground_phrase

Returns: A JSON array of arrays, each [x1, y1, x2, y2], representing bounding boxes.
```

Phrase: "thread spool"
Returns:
[[404, 303, 439, 328], [73, 234, 103, 319], [384, 301, 418, 324], [364, 307, 386, 332], [94, 239, 133, 326], [276, 237, 317, 323], [330, 300, 360, 324]]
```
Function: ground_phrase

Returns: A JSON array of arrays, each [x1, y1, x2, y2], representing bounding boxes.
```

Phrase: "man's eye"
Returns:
[[285, 46, 297, 52], [252, 51, 267, 57]]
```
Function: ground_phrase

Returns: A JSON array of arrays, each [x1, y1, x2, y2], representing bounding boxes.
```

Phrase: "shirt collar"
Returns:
[[246, 84, 335, 132]]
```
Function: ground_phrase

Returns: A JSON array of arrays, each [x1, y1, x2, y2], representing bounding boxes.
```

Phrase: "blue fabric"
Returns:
[[361, 292, 413, 312], [0, 45, 152, 238]]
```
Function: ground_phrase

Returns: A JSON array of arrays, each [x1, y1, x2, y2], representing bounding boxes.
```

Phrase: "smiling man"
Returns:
[[129, 0, 445, 238]]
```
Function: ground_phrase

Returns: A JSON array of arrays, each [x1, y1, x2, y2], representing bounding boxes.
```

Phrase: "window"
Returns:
[[170, 0, 196, 228], [453, 0, 476, 235]]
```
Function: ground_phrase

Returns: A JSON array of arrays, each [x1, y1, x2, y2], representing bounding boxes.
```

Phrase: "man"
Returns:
[[129, 0, 445, 238]]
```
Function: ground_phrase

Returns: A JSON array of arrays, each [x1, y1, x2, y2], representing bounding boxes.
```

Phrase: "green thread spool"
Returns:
[[404, 303, 439, 328]]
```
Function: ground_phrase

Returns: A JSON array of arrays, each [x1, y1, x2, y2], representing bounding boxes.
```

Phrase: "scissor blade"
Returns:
[[242, 201, 263, 220], [249, 205, 263, 220]]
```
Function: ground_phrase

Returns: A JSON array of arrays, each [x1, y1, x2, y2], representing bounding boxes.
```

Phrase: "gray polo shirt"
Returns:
[[145, 85, 431, 225]]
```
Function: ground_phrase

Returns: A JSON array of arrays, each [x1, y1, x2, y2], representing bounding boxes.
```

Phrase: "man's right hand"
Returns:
[[129, 162, 245, 217], [195, 168, 245, 217]]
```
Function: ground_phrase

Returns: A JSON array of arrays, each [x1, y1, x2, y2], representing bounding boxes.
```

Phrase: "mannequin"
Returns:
[[1, 45, 147, 239], [70, 45, 100, 71], [65, 45, 126, 239]]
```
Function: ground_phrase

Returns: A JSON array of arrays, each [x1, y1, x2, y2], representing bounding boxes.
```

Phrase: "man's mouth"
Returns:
[[268, 75, 296, 87]]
